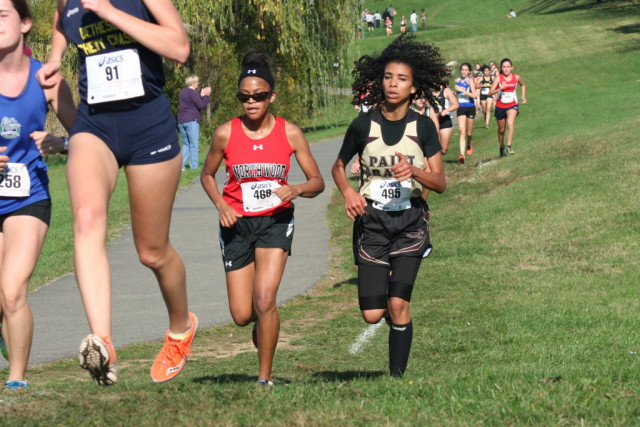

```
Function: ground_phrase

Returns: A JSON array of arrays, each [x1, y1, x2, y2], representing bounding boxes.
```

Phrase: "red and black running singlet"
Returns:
[[496, 73, 519, 109], [222, 116, 293, 216]]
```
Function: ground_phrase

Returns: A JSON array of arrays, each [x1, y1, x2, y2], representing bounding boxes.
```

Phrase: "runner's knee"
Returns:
[[0, 286, 28, 314], [252, 292, 277, 316], [73, 204, 107, 235], [361, 309, 385, 324], [137, 244, 172, 270]]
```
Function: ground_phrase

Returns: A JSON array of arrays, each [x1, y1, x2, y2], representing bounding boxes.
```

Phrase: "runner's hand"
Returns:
[[350, 161, 361, 174], [391, 152, 414, 181], [31, 131, 65, 156], [274, 184, 300, 203], [0, 147, 9, 169], [35, 61, 61, 88], [217, 202, 242, 228], [81, 0, 116, 19], [344, 188, 366, 220]]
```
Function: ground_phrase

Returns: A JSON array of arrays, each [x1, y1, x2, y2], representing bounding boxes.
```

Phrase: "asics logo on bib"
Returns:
[[378, 181, 402, 189], [253, 145, 263, 150], [250, 182, 272, 190], [98, 54, 125, 67]]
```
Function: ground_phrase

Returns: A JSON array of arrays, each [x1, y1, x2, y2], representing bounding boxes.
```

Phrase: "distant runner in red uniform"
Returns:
[[489, 58, 526, 157]]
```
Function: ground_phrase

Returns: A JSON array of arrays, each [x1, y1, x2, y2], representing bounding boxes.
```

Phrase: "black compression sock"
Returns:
[[389, 320, 413, 377]]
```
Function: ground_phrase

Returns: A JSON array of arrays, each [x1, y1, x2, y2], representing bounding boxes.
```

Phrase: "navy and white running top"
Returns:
[[0, 58, 50, 214], [60, 0, 165, 109]]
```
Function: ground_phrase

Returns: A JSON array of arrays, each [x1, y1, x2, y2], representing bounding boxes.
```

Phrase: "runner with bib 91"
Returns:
[[331, 34, 448, 378], [37, 0, 198, 386]]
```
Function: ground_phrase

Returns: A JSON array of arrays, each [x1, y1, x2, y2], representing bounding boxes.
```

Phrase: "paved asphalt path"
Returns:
[[0, 136, 344, 368]]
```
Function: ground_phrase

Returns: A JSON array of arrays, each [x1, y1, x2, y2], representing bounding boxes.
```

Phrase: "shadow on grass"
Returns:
[[332, 277, 357, 288], [194, 374, 294, 385], [311, 370, 385, 382], [520, 0, 639, 19], [610, 23, 640, 35]]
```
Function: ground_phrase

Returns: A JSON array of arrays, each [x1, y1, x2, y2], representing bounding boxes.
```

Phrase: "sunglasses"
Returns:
[[235, 91, 272, 103]]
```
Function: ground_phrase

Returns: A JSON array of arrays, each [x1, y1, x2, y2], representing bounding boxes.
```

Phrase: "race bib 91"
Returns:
[[86, 49, 145, 104], [240, 180, 282, 213], [0, 163, 30, 197]]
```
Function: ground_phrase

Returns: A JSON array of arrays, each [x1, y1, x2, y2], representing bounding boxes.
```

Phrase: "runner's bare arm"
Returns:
[[201, 122, 242, 227], [36, 3, 68, 86], [391, 152, 445, 194], [275, 122, 324, 201], [45, 73, 76, 132], [487, 78, 501, 96], [518, 76, 527, 103], [80, 0, 189, 63], [331, 158, 367, 220]]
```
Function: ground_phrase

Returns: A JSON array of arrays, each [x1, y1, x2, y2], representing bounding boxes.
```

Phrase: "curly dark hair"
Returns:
[[350, 33, 450, 110]]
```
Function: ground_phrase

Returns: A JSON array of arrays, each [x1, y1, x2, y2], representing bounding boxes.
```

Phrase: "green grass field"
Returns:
[[3, 0, 640, 424]]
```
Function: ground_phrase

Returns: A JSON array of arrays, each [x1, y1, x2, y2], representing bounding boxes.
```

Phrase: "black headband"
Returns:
[[238, 67, 275, 90]]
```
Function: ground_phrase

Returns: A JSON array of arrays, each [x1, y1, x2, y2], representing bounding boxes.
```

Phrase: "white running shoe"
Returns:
[[78, 334, 117, 386]]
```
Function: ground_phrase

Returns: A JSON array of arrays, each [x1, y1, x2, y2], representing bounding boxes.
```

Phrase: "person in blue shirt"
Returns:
[[0, 0, 76, 390]]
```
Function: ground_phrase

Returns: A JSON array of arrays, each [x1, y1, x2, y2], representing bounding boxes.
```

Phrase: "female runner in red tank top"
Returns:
[[201, 50, 324, 386], [488, 58, 526, 157]]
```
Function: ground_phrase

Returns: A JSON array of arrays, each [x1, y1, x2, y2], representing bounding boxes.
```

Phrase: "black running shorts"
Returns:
[[219, 206, 294, 272], [0, 199, 51, 232], [457, 106, 476, 119], [353, 198, 430, 267], [438, 115, 453, 129]]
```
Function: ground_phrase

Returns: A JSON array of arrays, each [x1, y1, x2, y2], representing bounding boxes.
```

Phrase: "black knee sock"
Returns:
[[389, 321, 413, 377]]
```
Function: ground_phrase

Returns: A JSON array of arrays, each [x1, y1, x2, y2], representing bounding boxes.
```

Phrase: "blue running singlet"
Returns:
[[0, 58, 50, 214]]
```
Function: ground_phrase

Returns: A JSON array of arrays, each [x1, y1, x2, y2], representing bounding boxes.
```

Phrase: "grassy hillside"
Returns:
[[2, 0, 639, 424]]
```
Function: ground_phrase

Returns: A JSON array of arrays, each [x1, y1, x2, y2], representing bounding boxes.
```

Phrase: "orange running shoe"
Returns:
[[458, 155, 465, 164], [78, 334, 117, 386], [150, 312, 198, 383], [466, 143, 474, 156]]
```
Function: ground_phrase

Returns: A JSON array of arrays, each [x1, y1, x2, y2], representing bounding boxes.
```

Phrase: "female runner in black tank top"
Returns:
[[478, 65, 494, 128], [432, 81, 458, 155], [332, 34, 448, 377]]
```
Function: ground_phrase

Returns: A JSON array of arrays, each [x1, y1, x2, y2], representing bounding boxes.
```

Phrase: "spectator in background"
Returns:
[[387, 5, 395, 22], [178, 75, 211, 171], [506, 9, 517, 18], [410, 10, 418, 32], [374, 10, 382, 29], [365, 10, 374, 32], [420, 9, 427, 28], [382, 8, 391, 25]]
